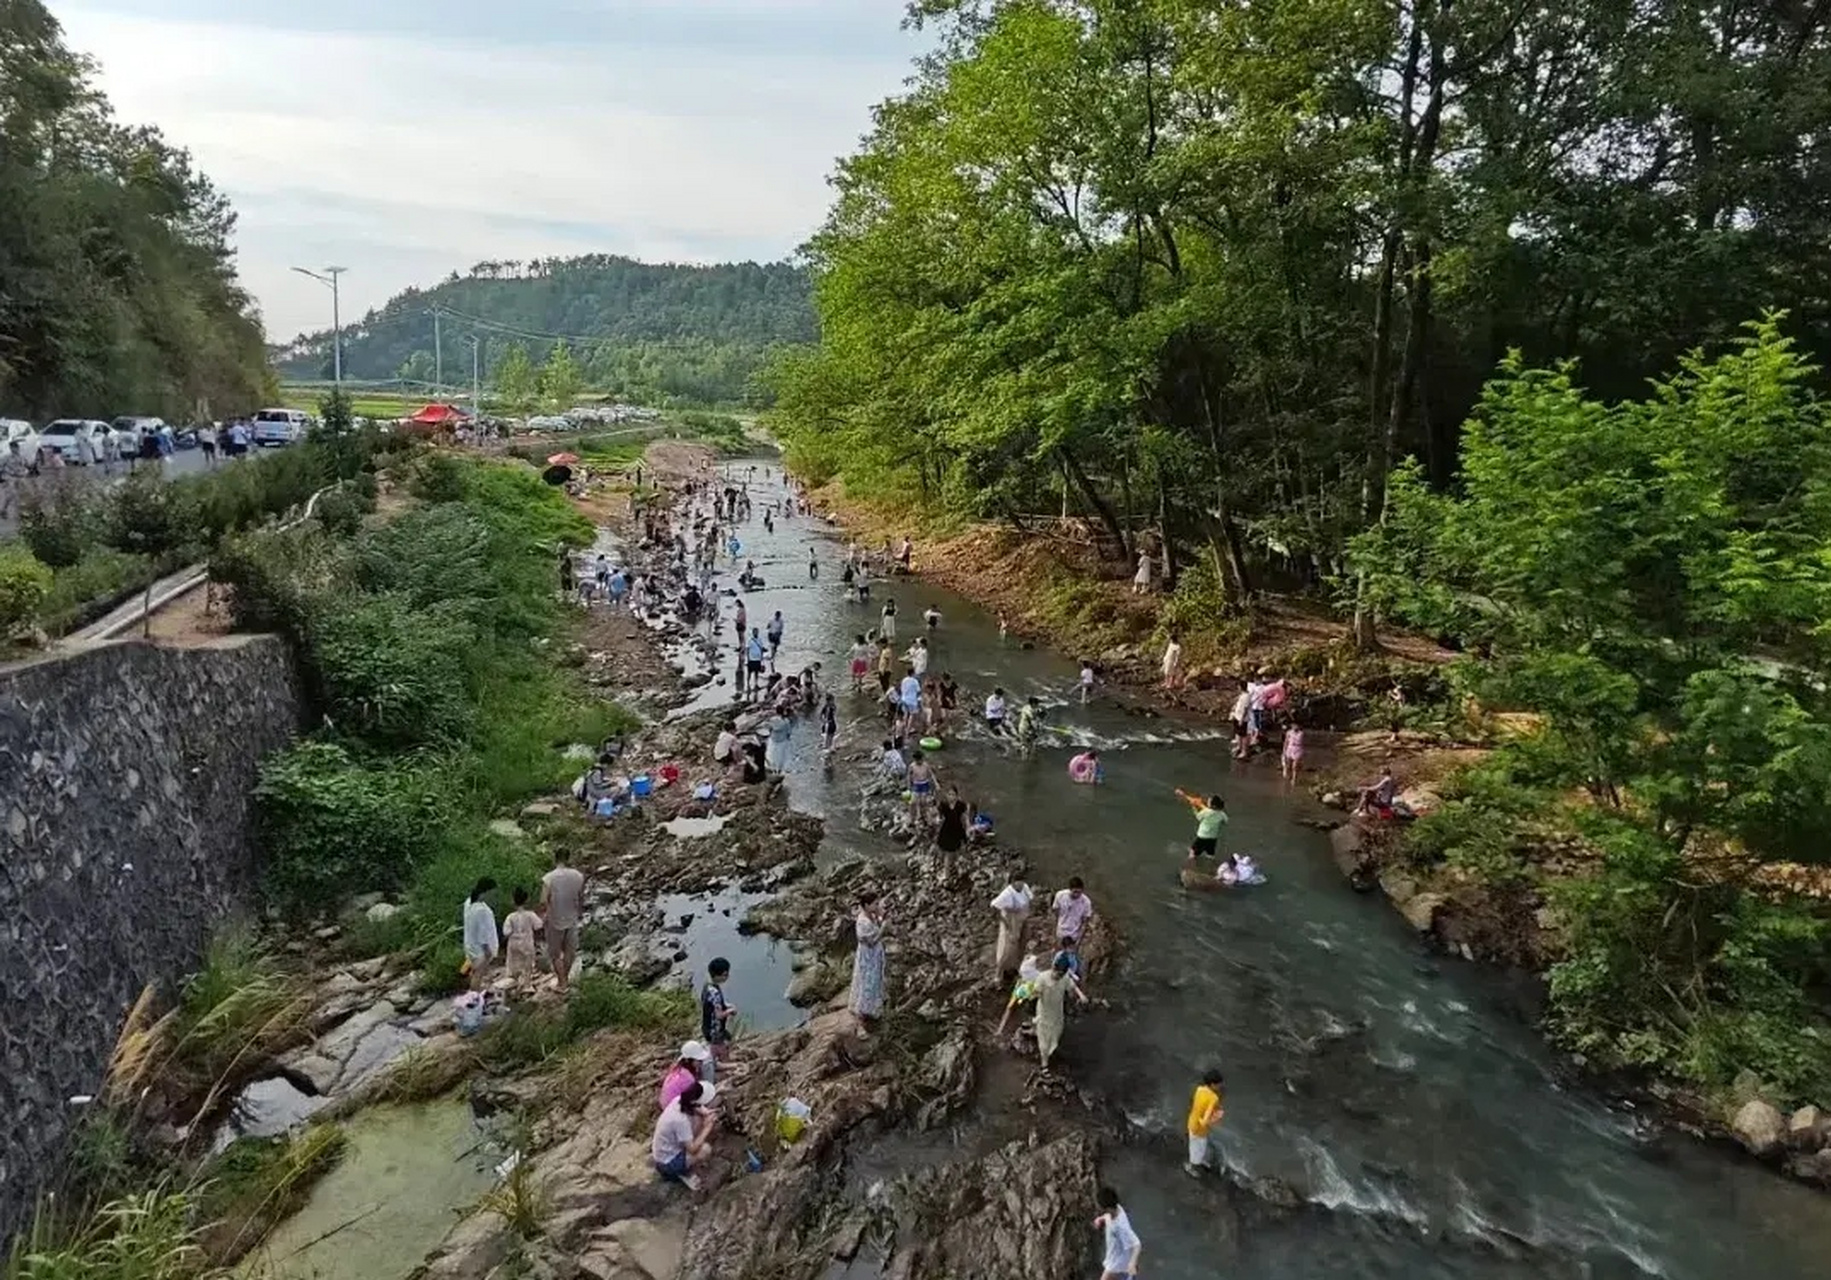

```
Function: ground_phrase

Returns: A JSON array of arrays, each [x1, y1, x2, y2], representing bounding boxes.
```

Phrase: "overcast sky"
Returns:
[[57, 1, 921, 340]]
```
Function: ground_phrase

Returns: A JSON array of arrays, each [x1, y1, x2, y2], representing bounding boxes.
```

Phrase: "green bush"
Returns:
[[458, 461, 595, 550], [210, 527, 348, 635], [17, 488, 98, 569], [104, 473, 199, 560], [254, 740, 445, 911], [476, 974, 692, 1071], [311, 485, 369, 538], [35, 550, 158, 636], [0, 544, 54, 638], [408, 453, 467, 503], [306, 592, 476, 749]]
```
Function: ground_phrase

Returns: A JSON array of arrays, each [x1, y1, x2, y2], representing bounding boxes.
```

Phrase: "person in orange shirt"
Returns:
[[1186, 1067, 1225, 1175]]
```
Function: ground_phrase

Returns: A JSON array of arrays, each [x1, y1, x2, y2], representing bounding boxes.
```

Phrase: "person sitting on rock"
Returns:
[[652, 1080, 718, 1191], [1355, 765, 1400, 817], [659, 1041, 715, 1111]]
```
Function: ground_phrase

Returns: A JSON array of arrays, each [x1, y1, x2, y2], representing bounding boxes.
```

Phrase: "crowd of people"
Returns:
[[513, 460, 1438, 1274]]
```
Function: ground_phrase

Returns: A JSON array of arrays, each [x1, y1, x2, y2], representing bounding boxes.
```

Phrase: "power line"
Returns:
[[428, 304, 614, 347]]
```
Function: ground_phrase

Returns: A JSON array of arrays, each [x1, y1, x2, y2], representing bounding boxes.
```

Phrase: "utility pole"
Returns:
[[468, 336, 481, 422], [433, 308, 443, 394], [292, 266, 349, 390]]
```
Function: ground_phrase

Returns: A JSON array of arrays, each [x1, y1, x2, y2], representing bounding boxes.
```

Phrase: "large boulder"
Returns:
[[1787, 1104, 1830, 1150], [1732, 1099, 1787, 1157], [784, 961, 843, 1008], [1398, 892, 1448, 934]]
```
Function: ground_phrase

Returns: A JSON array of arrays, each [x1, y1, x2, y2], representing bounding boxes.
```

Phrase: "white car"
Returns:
[[39, 419, 112, 463], [1, 418, 39, 462], [111, 415, 166, 458], [251, 408, 309, 446]]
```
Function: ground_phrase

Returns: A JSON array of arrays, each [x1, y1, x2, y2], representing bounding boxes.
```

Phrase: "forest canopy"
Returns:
[[769, 0, 1831, 609], [0, 0, 272, 418]]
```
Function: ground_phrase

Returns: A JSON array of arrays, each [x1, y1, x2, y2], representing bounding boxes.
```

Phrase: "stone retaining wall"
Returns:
[[0, 636, 302, 1240]]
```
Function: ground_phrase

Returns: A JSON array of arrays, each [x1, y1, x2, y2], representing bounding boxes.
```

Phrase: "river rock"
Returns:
[[365, 901, 401, 924], [1327, 824, 1377, 891], [785, 961, 842, 1008], [1398, 892, 1447, 934], [1787, 1104, 1829, 1149], [1785, 1147, 1831, 1186], [1378, 870, 1418, 905], [872, 1132, 1099, 1279], [1732, 1099, 1787, 1156]]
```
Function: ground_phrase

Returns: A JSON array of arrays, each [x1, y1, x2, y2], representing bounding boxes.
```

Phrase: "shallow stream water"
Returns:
[[690, 461, 1829, 1280]]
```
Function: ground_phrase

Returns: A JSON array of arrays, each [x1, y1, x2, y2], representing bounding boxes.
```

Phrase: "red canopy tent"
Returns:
[[402, 402, 469, 438]]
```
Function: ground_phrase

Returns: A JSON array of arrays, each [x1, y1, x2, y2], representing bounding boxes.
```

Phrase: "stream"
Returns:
[[697, 462, 1830, 1280]]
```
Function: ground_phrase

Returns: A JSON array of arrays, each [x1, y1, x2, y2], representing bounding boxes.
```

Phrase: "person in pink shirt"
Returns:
[[658, 1040, 714, 1111], [1053, 877, 1095, 942]]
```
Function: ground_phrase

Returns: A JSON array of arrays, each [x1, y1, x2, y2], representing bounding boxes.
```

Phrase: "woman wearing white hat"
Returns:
[[658, 1040, 714, 1111], [653, 1080, 718, 1190]]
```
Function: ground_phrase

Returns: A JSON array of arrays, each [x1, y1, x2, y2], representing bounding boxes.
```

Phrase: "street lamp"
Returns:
[[292, 266, 348, 389]]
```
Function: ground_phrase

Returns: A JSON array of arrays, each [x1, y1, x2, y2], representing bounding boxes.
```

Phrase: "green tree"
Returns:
[[1352, 319, 1831, 1094], [0, 1, 270, 417], [538, 342, 581, 411], [493, 344, 537, 414], [397, 350, 435, 384]]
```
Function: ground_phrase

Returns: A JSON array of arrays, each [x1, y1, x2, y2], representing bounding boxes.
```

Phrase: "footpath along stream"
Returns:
[[705, 462, 1830, 1280]]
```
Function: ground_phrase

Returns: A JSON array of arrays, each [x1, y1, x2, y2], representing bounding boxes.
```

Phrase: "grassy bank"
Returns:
[[218, 452, 641, 991]]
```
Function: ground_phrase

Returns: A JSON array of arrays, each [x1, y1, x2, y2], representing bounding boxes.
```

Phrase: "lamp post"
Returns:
[[291, 266, 348, 389]]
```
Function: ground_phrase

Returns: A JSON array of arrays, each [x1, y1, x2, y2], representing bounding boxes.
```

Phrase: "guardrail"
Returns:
[[76, 483, 338, 644]]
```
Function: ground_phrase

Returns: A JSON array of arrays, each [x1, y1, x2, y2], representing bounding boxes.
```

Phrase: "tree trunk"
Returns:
[[1058, 445, 1129, 562]]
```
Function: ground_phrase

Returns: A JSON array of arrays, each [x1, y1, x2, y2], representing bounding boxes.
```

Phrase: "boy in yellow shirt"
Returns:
[[1186, 1067, 1225, 1175]]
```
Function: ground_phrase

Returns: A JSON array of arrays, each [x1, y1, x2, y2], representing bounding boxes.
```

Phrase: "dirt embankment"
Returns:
[[809, 486, 1453, 729]]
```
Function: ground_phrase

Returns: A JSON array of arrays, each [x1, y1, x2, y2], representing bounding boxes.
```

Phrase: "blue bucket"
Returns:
[[631, 775, 653, 798]]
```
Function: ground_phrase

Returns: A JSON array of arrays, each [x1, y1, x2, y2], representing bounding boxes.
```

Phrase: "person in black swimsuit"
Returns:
[[935, 785, 969, 855]]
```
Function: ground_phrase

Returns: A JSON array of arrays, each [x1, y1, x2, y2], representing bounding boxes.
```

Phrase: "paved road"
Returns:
[[0, 448, 218, 539]]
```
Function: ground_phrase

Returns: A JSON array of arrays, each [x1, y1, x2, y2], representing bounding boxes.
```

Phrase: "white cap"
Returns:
[[679, 1040, 712, 1063]]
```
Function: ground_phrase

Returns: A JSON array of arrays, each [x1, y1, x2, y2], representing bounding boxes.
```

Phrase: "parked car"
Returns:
[[39, 419, 112, 462], [1, 418, 39, 462], [251, 408, 309, 447], [110, 416, 169, 458]]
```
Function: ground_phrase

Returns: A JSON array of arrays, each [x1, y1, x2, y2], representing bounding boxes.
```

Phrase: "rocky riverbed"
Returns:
[[223, 445, 1161, 1280]]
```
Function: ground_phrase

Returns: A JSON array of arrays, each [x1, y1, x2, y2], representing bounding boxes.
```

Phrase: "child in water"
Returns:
[[1068, 749, 1103, 784], [1186, 1067, 1226, 1175]]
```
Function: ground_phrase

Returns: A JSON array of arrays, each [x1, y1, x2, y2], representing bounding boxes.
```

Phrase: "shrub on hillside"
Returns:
[[312, 485, 371, 538], [18, 486, 99, 569], [38, 548, 155, 634], [255, 740, 444, 911], [305, 592, 476, 749], [0, 544, 54, 638], [105, 472, 200, 561], [210, 527, 349, 636], [408, 453, 467, 503]]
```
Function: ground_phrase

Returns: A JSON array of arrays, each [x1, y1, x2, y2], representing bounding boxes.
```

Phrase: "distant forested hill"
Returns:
[[271, 255, 814, 405]]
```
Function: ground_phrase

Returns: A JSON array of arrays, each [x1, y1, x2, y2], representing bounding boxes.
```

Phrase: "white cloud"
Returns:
[[55, 3, 918, 338]]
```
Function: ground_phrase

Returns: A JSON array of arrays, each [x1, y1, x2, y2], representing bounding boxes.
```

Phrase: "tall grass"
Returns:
[[475, 974, 693, 1072], [4, 1190, 204, 1280]]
